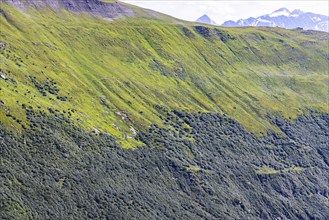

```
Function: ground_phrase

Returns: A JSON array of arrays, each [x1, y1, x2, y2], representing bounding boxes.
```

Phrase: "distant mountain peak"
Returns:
[[274, 7, 290, 13], [292, 9, 304, 14], [196, 14, 217, 25], [222, 8, 328, 32], [199, 14, 210, 19]]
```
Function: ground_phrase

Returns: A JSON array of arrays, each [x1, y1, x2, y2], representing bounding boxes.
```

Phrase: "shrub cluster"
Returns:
[[0, 109, 328, 219]]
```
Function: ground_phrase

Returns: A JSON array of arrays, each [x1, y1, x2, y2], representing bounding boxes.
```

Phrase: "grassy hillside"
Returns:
[[1, 2, 328, 147], [1, 1, 329, 219]]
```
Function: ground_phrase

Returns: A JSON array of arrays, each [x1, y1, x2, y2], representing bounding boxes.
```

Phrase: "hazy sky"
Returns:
[[123, 1, 329, 24]]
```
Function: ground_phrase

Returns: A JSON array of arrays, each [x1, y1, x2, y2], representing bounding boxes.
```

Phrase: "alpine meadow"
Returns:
[[0, 0, 328, 219]]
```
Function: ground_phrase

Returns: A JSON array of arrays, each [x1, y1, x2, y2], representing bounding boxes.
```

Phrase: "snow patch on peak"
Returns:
[[221, 7, 329, 32], [290, 14, 299, 18], [312, 17, 322, 22], [238, 19, 244, 25], [290, 9, 304, 18], [257, 18, 271, 23], [270, 8, 290, 17]]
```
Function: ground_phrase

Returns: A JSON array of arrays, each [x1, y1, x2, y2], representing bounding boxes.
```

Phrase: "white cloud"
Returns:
[[123, 1, 329, 24]]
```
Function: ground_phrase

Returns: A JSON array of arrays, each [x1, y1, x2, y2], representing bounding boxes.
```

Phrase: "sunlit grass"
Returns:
[[0, 2, 328, 146]]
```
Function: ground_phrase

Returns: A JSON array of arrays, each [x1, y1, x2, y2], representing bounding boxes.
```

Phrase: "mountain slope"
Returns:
[[1, 2, 328, 147], [222, 7, 329, 32], [0, 1, 329, 219], [1, 110, 328, 219], [2, 0, 134, 19]]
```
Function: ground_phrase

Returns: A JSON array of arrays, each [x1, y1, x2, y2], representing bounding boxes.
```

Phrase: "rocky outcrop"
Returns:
[[2, 0, 135, 19]]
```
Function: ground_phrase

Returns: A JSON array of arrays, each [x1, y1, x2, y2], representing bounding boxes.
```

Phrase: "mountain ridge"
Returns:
[[1, 0, 183, 22], [2, 0, 135, 18], [222, 8, 329, 32], [0, 1, 329, 219]]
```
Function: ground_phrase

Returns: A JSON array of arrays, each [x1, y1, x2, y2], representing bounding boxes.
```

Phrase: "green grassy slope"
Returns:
[[1, 1, 329, 219], [0, 2, 328, 147]]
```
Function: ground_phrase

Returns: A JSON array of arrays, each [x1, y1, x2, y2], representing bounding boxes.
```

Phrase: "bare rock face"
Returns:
[[2, 0, 135, 19]]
